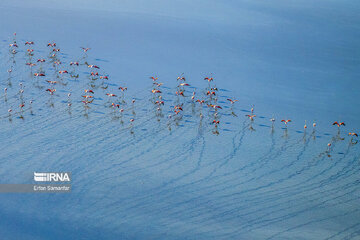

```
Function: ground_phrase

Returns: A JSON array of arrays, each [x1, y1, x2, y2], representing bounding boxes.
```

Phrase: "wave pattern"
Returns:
[[0, 37, 359, 240]]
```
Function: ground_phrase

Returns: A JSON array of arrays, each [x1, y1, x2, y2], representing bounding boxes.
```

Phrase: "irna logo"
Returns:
[[34, 172, 71, 182]]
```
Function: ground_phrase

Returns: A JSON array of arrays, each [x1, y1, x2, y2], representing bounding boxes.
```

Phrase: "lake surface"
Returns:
[[0, 1, 359, 239]]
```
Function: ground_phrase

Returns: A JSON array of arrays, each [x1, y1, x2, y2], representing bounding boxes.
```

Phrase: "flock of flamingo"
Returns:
[[1, 33, 359, 153]]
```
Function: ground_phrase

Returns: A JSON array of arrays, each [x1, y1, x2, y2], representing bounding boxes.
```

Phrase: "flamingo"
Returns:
[[204, 77, 213, 82], [81, 47, 91, 52], [152, 89, 161, 94], [177, 75, 185, 81], [281, 119, 292, 127], [46, 89, 56, 95], [82, 99, 94, 104], [206, 91, 216, 96], [176, 91, 184, 96], [58, 70, 68, 74], [149, 76, 158, 81], [155, 100, 164, 105], [25, 41, 34, 45], [100, 76, 108, 80], [174, 105, 183, 111], [246, 114, 256, 121], [119, 87, 127, 91], [47, 43, 56, 47], [26, 63, 36, 67], [112, 103, 120, 108], [196, 99, 205, 105], [349, 132, 358, 137], [37, 59, 46, 62], [70, 62, 79, 66], [333, 121, 345, 127], [212, 120, 220, 125], [34, 73, 45, 77], [304, 120, 307, 130], [154, 82, 163, 87], [84, 89, 94, 94], [106, 93, 117, 97], [88, 64, 100, 69], [208, 104, 222, 109], [9, 43, 18, 48], [82, 95, 93, 99], [227, 99, 238, 104], [251, 105, 255, 114]]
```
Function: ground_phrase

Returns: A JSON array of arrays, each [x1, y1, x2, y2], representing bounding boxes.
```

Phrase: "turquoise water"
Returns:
[[0, 1, 359, 239]]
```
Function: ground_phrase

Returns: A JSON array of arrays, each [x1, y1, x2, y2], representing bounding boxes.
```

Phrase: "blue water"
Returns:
[[0, 1, 359, 239]]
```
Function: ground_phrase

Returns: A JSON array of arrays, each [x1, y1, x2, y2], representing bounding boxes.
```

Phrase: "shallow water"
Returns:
[[0, 1, 359, 239]]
